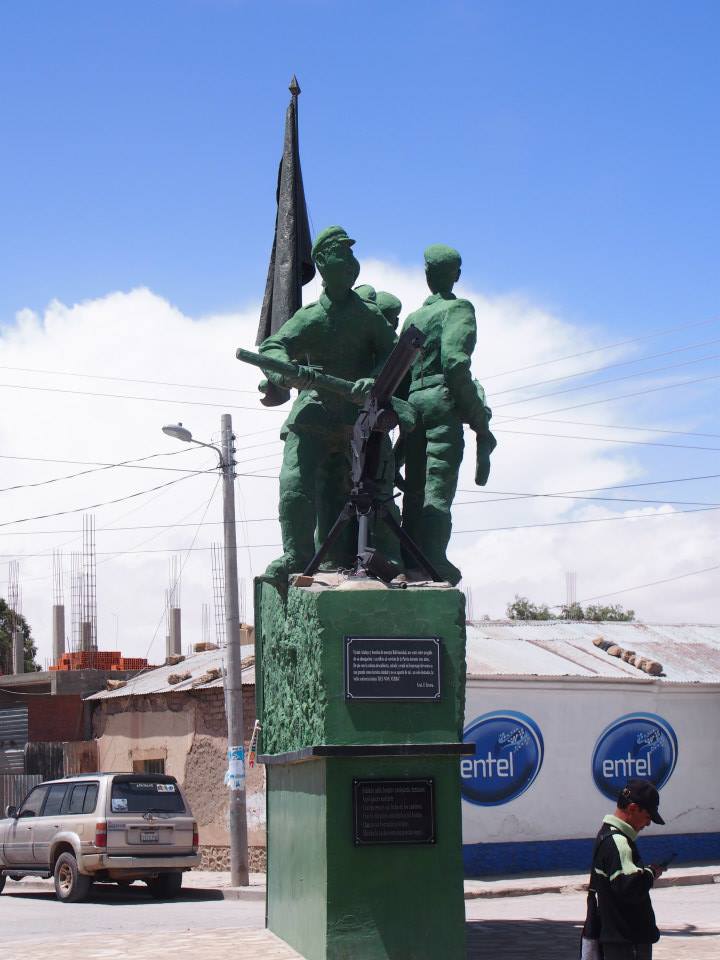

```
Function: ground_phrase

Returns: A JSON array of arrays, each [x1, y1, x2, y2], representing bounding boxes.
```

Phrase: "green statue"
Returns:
[[399, 244, 496, 585], [257, 226, 400, 579], [354, 285, 402, 331]]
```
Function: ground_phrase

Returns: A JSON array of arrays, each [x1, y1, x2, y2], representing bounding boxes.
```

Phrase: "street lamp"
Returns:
[[162, 414, 249, 887]]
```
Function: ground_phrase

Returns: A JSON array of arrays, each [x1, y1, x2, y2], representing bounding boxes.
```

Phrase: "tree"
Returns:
[[506, 596, 636, 623], [583, 603, 635, 622], [0, 598, 39, 673], [506, 595, 553, 620]]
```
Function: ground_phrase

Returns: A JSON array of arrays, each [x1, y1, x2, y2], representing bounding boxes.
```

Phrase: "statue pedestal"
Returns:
[[255, 580, 471, 960]]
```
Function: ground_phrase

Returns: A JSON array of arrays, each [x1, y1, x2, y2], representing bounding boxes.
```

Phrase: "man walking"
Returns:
[[592, 778, 666, 959]]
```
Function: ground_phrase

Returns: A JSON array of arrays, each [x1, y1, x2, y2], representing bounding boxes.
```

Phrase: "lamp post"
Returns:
[[162, 414, 250, 886]]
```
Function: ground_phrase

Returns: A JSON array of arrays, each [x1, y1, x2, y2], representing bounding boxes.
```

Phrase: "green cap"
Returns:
[[376, 291, 401, 315], [424, 243, 461, 270], [354, 284, 377, 302], [311, 225, 355, 260]]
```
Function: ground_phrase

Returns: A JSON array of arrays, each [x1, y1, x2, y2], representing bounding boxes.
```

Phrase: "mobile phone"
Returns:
[[657, 852, 677, 869]]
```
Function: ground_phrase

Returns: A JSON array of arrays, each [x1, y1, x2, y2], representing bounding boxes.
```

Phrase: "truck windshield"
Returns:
[[111, 779, 186, 815]]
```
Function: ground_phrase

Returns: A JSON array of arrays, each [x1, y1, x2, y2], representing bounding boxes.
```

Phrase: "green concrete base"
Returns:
[[255, 580, 468, 960], [266, 754, 466, 960]]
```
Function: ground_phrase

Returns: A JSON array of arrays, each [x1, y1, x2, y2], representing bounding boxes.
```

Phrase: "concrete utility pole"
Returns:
[[221, 413, 250, 886], [162, 414, 249, 886]]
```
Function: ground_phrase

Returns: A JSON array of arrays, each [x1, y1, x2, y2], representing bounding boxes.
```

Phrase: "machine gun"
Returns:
[[237, 325, 442, 582], [304, 324, 441, 582]]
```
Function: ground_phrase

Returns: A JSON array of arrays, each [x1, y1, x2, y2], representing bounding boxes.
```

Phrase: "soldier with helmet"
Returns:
[[399, 243, 496, 585], [258, 226, 399, 579]]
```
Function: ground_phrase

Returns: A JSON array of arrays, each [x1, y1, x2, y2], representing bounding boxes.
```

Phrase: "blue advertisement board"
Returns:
[[591, 712, 678, 801], [461, 710, 544, 806]]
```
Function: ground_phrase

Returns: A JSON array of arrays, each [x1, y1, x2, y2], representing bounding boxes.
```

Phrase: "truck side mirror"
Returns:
[[5, 804, 17, 818]]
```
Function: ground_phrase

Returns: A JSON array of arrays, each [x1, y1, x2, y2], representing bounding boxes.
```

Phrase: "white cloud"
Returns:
[[0, 264, 716, 667]]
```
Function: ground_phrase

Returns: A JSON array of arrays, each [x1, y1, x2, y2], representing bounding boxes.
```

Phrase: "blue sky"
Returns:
[[2, 1, 719, 328], [0, 2, 718, 657]]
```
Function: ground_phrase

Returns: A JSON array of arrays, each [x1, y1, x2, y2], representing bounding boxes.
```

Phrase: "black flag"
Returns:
[[255, 75, 315, 345]]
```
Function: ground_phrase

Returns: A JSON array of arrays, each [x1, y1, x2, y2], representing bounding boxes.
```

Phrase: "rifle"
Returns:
[[236, 345, 418, 432]]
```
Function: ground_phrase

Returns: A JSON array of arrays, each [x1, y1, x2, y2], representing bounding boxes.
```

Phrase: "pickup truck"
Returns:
[[0, 772, 200, 902]]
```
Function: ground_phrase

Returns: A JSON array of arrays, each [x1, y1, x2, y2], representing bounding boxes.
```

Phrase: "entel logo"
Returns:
[[592, 712, 678, 801], [461, 710, 544, 806]]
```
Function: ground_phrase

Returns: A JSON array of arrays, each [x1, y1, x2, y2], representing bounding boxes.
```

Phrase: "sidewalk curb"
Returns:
[[463, 870, 720, 900], [221, 886, 266, 901]]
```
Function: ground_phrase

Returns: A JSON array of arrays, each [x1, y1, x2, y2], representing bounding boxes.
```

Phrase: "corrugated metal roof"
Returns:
[[466, 621, 720, 683], [87, 646, 255, 700]]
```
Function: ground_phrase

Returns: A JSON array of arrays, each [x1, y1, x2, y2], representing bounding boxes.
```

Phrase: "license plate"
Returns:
[[140, 832, 159, 842]]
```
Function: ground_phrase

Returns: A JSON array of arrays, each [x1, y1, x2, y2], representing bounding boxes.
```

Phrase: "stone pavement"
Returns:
[[2, 929, 302, 960]]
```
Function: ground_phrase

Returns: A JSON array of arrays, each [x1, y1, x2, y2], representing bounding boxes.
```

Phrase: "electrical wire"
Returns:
[[0, 471, 214, 529], [453, 504, 720, 536], [492, 427, 720, 452], [492, 351, 720, 409], [479, 316, 720, 381], [495, 370, 720, 424], [0, 381, 285, 412], [0, 363, 259, 395], [488, 335, 720, 397], [0, 450, 211, 494], [551, 563, 720, 607], [511, 418, 720, 439]]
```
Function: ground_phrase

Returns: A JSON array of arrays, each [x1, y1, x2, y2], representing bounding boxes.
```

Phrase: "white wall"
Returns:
[[462, 678, 720, 843]]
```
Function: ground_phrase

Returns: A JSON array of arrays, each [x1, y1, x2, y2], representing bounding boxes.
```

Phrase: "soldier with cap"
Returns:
[[258, 225, 399, 579], [589, 778, 667, 959], [398, 244, 495, 584]]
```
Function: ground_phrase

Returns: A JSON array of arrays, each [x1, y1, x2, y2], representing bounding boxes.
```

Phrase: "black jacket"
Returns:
[[592, 815, 659, 945]]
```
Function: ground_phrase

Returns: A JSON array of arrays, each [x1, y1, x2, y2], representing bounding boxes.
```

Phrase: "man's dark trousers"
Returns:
[[603, 945, 652, 960]]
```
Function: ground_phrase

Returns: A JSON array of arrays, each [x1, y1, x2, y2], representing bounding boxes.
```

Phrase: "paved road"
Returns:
[[2, 879, 718, 958]]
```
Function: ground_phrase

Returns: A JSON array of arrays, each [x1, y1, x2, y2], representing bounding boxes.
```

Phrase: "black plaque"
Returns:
[[352, 778, 436, 846], [345, 636, 441, 700]]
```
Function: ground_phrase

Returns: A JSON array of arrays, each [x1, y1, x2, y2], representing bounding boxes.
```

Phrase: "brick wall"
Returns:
[[28, 695, 85, 742]]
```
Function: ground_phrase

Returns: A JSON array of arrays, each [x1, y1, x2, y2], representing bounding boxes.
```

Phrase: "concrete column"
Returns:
[[53, 605, 66, 663], [80, 621, 92, 652], [12, 628, 24, 675], [169, 607, 182, 657]]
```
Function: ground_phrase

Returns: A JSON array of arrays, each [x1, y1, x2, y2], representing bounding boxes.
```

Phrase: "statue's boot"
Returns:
[[418, 510, 461, 586]]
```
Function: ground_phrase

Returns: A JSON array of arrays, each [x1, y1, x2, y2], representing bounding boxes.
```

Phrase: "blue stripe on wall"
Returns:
[[463, 832, 720, 877]]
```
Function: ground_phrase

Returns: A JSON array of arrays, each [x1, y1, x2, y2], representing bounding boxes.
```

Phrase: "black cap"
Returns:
[[619, 778, 665, 825]]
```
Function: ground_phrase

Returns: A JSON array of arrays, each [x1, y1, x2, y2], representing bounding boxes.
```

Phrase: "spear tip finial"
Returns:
[[289, 74, 301, 96]]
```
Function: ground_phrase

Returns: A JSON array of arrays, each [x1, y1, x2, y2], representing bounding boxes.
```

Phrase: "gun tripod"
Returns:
[[303, 481, 442, 583]]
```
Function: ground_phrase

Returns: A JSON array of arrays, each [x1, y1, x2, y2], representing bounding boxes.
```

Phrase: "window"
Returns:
[[62, 782, 99, 815], [111, 777, 185, 815], [133, 759, 166, 775], [42, 783, 68, 817], [18, 785, 48, 818]]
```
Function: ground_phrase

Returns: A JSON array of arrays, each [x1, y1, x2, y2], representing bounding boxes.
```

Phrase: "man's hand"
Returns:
[[351, 377, 375, 402]]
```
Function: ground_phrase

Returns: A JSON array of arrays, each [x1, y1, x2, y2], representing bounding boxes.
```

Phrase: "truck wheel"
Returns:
[[54, 852, 92, 903], [146, 872, 183, 900], [0, 874, 5, 895]]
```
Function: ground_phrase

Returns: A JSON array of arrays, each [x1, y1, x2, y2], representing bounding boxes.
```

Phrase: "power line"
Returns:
[[0, 471, 214, 529], [489, 335, 720, 397], [493, 427, 720, 452], [453, 504, 720, 536], [459, 472, 720, 496], [515, 418, 720, 439], [492, 351, 720, 409], [557, 563, 720, 606], [0, 381, 285, 413], [479, 316, 720, 381], [0, 450, 212, 494], [0, 363, 259, 395], [496, 370, 720, 424]]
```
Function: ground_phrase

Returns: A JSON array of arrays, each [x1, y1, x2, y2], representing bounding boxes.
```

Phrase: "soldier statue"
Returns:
[[399, 244, 496, 585], [257, 226, 400, 579]]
